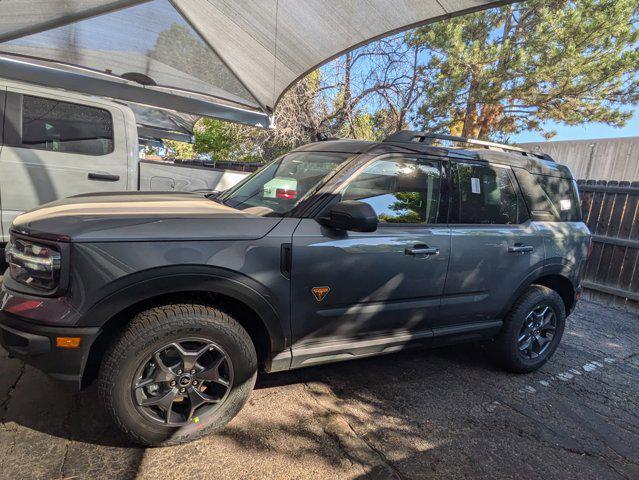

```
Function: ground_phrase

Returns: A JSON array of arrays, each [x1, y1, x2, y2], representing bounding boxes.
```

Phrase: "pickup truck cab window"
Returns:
[[21, 95, 114, 156]]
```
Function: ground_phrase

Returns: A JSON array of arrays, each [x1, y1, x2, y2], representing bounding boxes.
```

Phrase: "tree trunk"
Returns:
[[462, 71, 480, 137]]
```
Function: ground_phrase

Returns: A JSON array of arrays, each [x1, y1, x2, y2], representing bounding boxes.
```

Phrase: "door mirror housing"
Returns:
[[320, 200, 378, 232]]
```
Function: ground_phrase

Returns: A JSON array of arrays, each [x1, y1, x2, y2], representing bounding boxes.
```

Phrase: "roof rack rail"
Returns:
[[382, 130, 553, 160]]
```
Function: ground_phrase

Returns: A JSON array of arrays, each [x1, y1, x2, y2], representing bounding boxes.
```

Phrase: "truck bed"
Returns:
[[138, 160, 249, 193]]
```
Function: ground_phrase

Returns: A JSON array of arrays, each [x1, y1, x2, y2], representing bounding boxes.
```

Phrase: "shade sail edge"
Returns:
[[0, 0, 513, 125], [0, 56, 272, 128]]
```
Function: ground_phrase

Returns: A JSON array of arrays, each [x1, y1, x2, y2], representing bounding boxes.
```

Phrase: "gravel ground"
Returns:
[[1, 299, 637, 480]]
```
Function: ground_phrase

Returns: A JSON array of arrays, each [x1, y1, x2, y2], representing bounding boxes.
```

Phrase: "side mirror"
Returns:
[[320, 200, 378, 232]]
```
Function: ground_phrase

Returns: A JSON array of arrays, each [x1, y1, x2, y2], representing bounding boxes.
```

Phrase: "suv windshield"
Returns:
[[219, 151, 350, 215]]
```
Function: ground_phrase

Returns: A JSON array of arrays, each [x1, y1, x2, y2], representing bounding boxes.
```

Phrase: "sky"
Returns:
[[7, 0, 637, 145], [511, 111, 639, 143]]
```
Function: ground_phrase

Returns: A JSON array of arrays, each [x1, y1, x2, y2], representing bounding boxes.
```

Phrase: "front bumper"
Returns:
[[0, 311, 100, 389]]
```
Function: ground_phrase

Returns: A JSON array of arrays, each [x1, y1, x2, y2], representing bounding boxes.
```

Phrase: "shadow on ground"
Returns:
[[1, 301, 638, 479]]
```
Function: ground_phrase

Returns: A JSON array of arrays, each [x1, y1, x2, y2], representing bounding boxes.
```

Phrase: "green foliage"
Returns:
[[409, 0, 639, 139], [164, 139, 194, 159], [193, 118, 238, 159]]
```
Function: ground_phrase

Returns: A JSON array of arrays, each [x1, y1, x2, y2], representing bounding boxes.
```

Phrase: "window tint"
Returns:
[[342, 156, 441, 224], [513, 168, 581, 222], [21, 95, 114, 155], [453, 163, 520, 224]]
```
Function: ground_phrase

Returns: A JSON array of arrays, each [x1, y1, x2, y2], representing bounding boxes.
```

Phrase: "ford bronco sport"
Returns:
[[0, 131, 591, 446]]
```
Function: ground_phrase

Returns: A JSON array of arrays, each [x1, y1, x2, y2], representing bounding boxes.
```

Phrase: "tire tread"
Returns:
[[490, 285, 565, 373], [98, 303, 256, 446]]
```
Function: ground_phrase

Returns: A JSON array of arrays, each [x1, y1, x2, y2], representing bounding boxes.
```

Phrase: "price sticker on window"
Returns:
[[560, 199, 572, 211], [471, 177, 481, 194]]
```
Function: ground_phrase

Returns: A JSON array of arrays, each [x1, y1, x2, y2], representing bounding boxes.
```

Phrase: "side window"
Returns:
[[341, 156, 442, 224], [21, 95, 114, 155], [513, 168, 581, 222], [453, 162, 521, 224]]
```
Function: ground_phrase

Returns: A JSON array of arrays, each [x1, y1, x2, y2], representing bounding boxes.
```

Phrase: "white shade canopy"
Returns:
[[0, 0, 509, 127]]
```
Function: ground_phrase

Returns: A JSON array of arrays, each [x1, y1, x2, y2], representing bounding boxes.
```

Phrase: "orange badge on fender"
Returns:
[[312, 286, 330, 302]]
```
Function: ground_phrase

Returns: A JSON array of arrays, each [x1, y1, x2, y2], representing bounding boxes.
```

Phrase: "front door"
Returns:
[[290, 154, 450, 367], [438, 160, 545, 329], [0, 89, 128, 240]]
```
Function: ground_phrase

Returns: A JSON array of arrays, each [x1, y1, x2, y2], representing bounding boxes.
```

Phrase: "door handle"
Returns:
[[88, 172, 120, 181], [508, 245, 534, 253], [405, 245, 439, 256]]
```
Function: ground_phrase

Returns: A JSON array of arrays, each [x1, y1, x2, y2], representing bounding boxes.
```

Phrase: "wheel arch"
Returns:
[[80, 266, 288, 388], [500, 263, 577, 320]]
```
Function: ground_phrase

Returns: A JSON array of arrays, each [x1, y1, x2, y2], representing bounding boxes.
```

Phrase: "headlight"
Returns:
[[5, 238, 61, 291]]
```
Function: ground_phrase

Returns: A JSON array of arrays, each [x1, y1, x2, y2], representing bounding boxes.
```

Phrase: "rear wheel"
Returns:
[[490, 285, 565, 373], [98, 304, 257, 446]]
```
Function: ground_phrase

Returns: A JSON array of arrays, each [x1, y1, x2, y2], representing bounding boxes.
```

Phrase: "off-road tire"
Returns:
[[490, 285, 566, 373], [98, 304, 257, 446]]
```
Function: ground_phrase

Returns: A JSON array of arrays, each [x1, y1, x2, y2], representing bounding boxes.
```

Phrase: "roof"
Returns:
[[295, 137, 573, 178], [0, 0, 509, 127]]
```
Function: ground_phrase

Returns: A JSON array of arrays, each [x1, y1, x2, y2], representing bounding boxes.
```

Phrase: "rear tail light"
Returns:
[[276, 188, 298, 200]]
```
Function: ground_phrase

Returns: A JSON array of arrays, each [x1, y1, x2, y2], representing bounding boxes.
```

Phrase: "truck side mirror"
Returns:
[[320, 200, 378, 232]]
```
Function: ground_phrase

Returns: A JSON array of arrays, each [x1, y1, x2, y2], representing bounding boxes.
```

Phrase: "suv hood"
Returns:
[[11, 192, 281, 242]]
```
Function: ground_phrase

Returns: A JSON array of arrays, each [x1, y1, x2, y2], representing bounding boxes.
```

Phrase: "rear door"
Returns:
[[0, 88, 128, 235], [438, 160, 544, 329], [290, 153, 451, 365]]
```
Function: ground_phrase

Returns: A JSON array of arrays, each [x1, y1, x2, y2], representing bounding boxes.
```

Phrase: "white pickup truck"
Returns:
[[0, 79, 250, 249]]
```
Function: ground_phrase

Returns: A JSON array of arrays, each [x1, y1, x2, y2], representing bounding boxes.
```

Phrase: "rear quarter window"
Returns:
[[513, 168, 581, 222]]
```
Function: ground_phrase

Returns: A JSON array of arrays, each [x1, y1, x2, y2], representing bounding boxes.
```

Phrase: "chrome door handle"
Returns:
[[405, 246, 439, 256], [508, 245, 534, 253]]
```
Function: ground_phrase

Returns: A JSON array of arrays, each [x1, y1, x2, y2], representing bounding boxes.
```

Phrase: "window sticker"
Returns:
[[560, 199, 572, 211], [471, 177, 481, 194]]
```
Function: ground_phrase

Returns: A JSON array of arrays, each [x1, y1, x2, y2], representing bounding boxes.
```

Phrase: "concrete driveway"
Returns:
[[1, 300, 638, 480]]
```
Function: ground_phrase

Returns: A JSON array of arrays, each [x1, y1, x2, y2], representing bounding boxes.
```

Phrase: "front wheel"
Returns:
[[98, 304, 257, 446], [490, 285, 566, 373]]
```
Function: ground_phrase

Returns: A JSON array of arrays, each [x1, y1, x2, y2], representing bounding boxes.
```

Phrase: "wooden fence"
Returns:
[[577, 179, 639, 312]]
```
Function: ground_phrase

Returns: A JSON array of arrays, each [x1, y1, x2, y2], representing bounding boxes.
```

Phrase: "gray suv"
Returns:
[[0, 131, 591, 446]]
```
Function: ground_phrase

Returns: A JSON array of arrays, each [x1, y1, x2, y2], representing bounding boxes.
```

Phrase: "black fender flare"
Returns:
[[499, 260, 576, 319], [79, 265, 287, 356]]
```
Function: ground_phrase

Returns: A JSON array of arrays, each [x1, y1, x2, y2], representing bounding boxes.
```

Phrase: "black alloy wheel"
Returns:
[[517, 304, 557, 359], [132, 338, 233, 425]]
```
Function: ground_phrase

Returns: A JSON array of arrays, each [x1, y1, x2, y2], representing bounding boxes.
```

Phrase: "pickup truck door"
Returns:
[[0, 88, 5, 242], [0, 89, 128, 239], [289, 154, 451, 368]]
